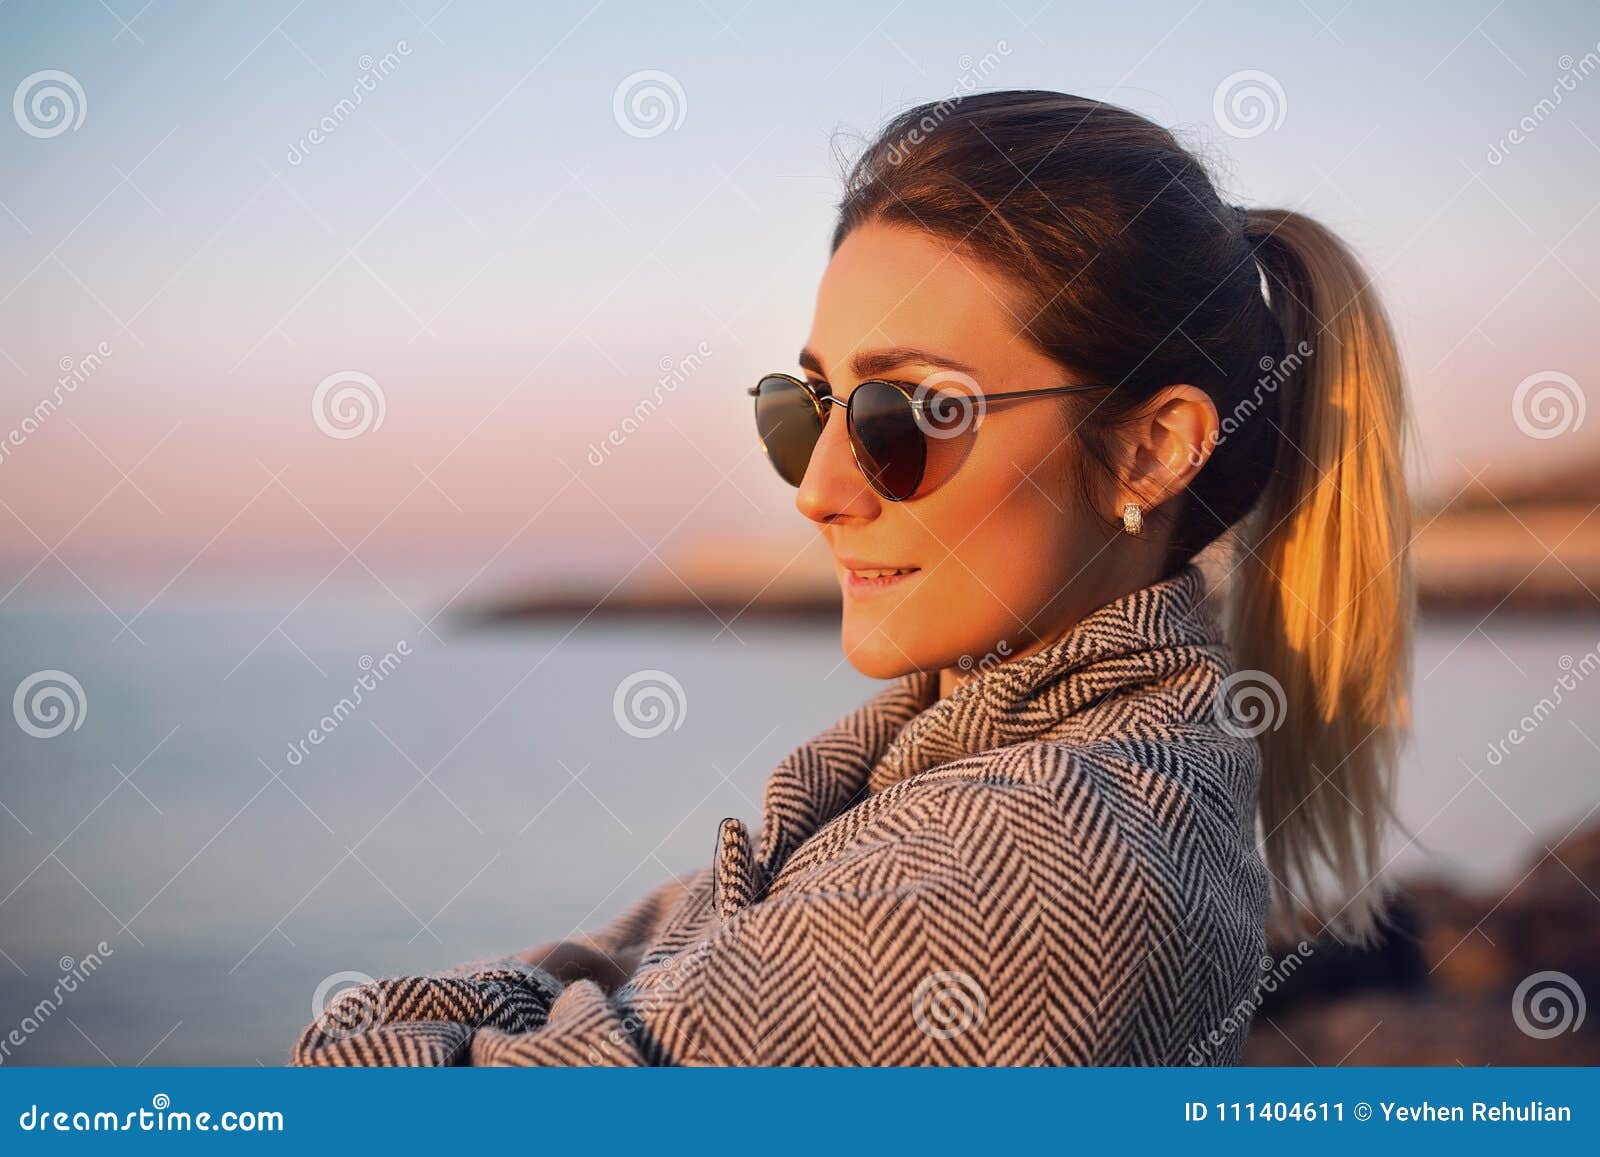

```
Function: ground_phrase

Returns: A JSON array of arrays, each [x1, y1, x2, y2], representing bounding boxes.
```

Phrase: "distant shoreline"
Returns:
[[465, 473, 1600, 626], [461, 577, 1600, 626]]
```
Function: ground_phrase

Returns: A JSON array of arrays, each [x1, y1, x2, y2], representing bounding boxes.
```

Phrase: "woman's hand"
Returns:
[[514, 939, 639, 993]]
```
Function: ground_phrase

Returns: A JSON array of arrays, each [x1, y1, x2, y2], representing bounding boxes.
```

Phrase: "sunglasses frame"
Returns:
[[748, 371, 1108, 502]]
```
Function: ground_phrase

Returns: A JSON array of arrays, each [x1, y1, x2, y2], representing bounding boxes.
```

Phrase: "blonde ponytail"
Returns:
[[1231, 209, 1416, 947]]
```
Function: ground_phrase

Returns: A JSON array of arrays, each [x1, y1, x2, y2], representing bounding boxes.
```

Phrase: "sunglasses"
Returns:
[[748, 372, 1106, 502]]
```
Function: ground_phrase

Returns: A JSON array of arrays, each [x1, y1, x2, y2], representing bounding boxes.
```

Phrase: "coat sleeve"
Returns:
[[476, 864, 968, 1066], [290, 797, 993, 1066], [290, 870, 705, 1066], [289, 763, 1205, 1067], [290, 956, 567, 1066]]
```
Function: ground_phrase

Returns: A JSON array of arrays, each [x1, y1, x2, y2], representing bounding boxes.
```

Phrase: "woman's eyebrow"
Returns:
[[796, 346, 979, 380]]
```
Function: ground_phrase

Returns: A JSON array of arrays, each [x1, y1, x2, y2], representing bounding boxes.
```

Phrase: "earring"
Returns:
[[1122, 501, 1143, 536]]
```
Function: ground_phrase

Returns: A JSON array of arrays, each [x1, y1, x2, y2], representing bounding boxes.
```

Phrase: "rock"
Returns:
[[1243, 817, 1600, 1065]]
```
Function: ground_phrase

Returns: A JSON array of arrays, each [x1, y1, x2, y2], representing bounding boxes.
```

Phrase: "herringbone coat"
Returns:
[[291, 562, 1272, 1066]]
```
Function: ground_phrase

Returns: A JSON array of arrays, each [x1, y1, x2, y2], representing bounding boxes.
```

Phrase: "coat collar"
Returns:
[[712, 562, 1224, 918], [868, 560, 1221, 792]]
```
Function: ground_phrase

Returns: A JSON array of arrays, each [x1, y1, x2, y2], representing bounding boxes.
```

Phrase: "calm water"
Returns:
[[1, 599, 1597, 1065]]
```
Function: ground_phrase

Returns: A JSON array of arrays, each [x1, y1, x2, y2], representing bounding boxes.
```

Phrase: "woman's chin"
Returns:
[[839, 629, 920, 680]]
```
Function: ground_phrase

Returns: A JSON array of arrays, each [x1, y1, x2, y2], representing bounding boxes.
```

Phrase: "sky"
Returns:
[[1, 0, 1597, 611]]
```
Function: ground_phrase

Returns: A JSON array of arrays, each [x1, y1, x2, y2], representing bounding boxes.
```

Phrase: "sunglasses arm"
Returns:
[[747, 381, 1104, 404], [976, 382, 1108, 403]]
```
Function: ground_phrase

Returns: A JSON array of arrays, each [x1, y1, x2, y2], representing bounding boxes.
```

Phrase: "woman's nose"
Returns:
[[795, 406, 880, 525]]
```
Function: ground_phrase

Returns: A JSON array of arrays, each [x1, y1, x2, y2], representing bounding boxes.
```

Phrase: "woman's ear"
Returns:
[[1116, 384, 1220, 514]]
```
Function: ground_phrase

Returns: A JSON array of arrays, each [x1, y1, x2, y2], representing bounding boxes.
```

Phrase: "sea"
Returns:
[[1, 598, 1596, 1064]]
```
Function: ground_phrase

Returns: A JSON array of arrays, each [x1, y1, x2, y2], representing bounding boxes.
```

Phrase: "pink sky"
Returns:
[[3, 1, 1597, 610]]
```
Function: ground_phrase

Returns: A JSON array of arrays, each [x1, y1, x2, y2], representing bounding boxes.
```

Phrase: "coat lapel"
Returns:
[[712, 562, 1218, 919]]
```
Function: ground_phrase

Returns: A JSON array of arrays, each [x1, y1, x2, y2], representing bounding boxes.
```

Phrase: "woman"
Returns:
[[292, 89, 1412, 1067]]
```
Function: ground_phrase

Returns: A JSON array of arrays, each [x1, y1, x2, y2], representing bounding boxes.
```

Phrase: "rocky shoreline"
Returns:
[[1244, 817, 1600, 1065]]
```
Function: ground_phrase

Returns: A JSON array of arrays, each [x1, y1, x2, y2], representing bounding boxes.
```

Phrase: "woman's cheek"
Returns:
[[961, 498, 1074, 637], [836, 426, 1079, 676], [899, 558, 1020, 671]]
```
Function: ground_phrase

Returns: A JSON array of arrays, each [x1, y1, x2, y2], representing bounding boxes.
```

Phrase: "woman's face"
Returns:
[[795, 221, 1126, 682]]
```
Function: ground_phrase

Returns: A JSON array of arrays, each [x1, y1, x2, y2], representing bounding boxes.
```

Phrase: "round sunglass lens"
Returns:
[[848, 381, 926, 501], [753, 376, 822, 488]]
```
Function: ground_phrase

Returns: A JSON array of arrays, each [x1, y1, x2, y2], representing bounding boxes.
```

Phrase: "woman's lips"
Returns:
[[839, 563, 921, 595]]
